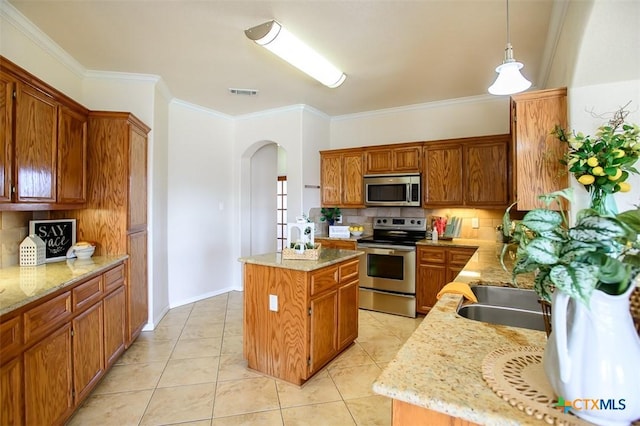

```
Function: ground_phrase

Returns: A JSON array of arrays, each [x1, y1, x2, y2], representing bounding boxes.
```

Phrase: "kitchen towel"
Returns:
[[437, 282, 478, 303]]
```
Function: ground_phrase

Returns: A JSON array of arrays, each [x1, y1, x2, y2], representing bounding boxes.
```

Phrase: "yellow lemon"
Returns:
[[592, 166, 606, 176], [608, 168, 623, 181], [358, 226, 364, 231], [618, 182, 631, 192], [578, 174, 595, 185], [587, 156, 599, 167], [613, 149, 626, 158]]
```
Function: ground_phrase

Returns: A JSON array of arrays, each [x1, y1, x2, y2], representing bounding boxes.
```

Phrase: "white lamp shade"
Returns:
[[246, 21, 346, 88], [488, 61, 531, 95]]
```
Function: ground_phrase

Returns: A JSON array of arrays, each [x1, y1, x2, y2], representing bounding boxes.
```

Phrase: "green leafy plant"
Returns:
[[503, 188, 640, 305], [554, 104, 640, 213], [320, 207, 341, 225]]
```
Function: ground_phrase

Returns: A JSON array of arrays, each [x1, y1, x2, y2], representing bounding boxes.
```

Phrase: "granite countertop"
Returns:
[[0, 255, 128, 316], [238, 248, 363, 272], [373, 238, 543, 425]]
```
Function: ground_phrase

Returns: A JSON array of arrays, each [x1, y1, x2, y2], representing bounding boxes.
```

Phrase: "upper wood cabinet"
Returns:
[[511, 87, 568, 210], [320, 148, 364, 208], [0, 72, 13, 203], [364, 143, 422, 175], [423, 142, 463, 206], [0, 57, 88, 210], [423, 134, 510, 208]]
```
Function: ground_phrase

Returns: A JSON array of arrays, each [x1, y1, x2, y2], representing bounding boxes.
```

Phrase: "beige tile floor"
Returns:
[[67, 291, 423, 426]]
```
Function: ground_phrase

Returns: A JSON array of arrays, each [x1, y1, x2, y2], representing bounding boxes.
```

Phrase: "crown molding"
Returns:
[[170, 98, 234, 121]]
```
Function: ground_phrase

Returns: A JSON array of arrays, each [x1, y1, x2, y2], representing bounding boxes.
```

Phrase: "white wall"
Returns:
[[553, 0, 640, 213], [250, 144, 278, 254], [167, 101, 236, 307], [330, 95, 510, 149], [302, 108, 331, 213]]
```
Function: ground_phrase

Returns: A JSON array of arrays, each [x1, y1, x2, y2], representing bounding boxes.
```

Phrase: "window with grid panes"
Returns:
[[276, 176, 287, 252]]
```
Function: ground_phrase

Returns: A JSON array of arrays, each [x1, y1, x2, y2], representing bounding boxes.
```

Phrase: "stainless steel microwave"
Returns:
[[364, 174, 421, 207]]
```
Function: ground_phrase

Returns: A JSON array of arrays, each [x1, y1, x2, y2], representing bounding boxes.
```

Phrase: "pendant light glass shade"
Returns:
[[488, 1, 531, 95], [245, 20, 346, 88]]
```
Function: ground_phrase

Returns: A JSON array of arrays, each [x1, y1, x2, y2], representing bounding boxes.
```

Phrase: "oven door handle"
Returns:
[[359, 245, 415, 254]]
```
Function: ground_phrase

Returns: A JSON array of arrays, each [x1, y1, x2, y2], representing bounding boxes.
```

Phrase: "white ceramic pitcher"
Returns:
[[543, 281, 640, 425]]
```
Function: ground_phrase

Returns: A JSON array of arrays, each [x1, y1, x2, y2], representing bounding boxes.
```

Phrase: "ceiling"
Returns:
[[8, 0, 560, 117]]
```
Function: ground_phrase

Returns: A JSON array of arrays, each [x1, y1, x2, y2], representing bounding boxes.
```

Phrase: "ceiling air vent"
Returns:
[[229, 88, 258, 96]]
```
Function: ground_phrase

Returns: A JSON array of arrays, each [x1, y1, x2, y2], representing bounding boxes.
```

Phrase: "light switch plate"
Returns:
[[471, 217, 479, 229], [269, 294, 278, 312]]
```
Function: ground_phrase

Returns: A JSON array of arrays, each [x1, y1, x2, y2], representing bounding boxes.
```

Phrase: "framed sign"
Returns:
[[29, 219, 77, 262]]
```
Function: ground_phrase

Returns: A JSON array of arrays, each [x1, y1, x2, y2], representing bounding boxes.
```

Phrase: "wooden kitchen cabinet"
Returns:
[[314, 237, 357, 250], [0, 71, 13, 203], [243, 256, 360, 385], [423, 142, 463, 206], [320, 148, 364, 207], [0, 355, 23, 426], [0, 57, 88, 209], [423, 135, 510, 209], [510, 87, 568, 210], [364, 143, 421, 174], [24, 323, 73, 426], [14, 81, 58, 203], [416, 246, 476, 314], [0, 262, 126, 426], [61, 111, 150, 345]]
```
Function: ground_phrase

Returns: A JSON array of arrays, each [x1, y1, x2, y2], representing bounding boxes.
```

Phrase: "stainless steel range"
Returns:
[[357, 217, 427, 318]]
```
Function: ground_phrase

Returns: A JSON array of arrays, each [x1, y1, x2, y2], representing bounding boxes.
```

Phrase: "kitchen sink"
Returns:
[[456, 285, 546, 332]]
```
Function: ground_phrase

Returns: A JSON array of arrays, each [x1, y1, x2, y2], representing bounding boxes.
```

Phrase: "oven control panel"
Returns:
[[373, 217, 426, 231]]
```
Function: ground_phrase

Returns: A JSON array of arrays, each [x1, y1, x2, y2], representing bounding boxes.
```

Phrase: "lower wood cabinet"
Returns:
[[0, 261, 127, 426], [314, 237, 357, 250], [416, 246, 476, 314], [243, 256, 360, 385]]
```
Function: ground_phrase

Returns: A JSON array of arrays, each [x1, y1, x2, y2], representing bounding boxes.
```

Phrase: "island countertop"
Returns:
[[0, 255, 128, 316], [238, 248, 363, 272], [373, 238, 544, 425]]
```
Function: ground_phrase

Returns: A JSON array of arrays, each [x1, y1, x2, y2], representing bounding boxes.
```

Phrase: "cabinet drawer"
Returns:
[[339, 259, 359, 282], [310, 265, 339, 296], [0, 315, 23, 361], [104, 264, 125, 293], [448, 248, 476, 266], [73, 275, 103, 312], [24, 291, 72, 345], [418, 247, 445, 264]]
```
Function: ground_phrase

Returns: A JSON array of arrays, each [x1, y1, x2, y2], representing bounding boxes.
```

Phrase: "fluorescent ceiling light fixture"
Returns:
[[488, 0, 531, 95], [245, 20, 346, 88]]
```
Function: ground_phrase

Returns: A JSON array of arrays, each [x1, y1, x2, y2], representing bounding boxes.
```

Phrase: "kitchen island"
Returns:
[[238, 248, 363, 385], [374, 239, 549, 425]]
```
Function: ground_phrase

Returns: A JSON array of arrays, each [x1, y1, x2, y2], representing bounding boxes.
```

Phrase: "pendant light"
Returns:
[[488, 0, 532, 95], [245, 20, 346, 88]]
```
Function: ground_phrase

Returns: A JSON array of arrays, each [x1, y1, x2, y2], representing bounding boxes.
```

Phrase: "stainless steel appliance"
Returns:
[[364, 174, 421, 207], [357, 217, 427, 317]]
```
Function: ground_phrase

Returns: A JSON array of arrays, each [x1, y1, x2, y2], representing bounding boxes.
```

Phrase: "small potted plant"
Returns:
[[503, 188, 640, 425], [320, 207, 341, 226]]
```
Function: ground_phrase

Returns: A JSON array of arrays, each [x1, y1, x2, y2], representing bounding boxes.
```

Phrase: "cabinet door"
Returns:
[[321, 152, 342, 206], [309, 290, 338, 374], [0, 71, 13, 203], [465, 139, 509, 207], [365, 148, 393, 174], [72, 302, 105, 403], [15, 82, 58, 203], [24, 324, 73, 426], [342, 150, 364, 207], [127, 231, 148, 343], [0, 356, 23, 426], [393, 145, 421, 173], [337, 279, 359, 349], [511, 88, 568, 210], [104, 286, 126, 368], [57, 105, 87, 204], [423, 143, 463, 206], [416, 263, 447, 314], [128, 124, 147, 232], [315, 238, 357, 250]]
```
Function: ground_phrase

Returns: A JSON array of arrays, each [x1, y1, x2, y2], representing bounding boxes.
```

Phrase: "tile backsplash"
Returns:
[[309, 207, 521, 240], [0, 211, 32, 268]]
